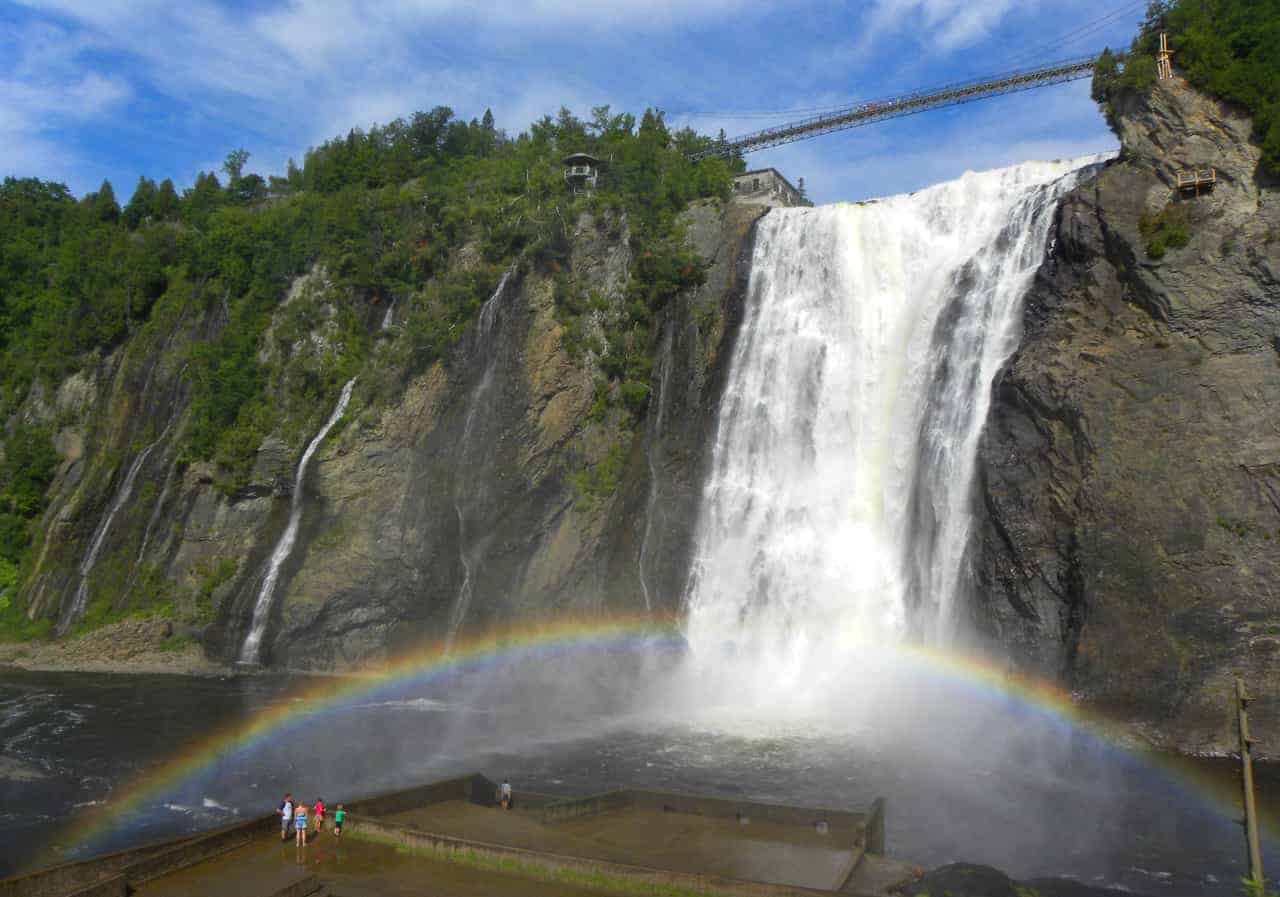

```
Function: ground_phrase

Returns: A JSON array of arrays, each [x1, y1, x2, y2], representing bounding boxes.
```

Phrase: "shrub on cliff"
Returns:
[[1139, 201, 1192, 257], [1093, 0, 1280, 173]]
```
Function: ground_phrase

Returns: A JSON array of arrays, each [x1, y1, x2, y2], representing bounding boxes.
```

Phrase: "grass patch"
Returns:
[[158, 634, 195, 652], [349, 825, 741, 897], [1139, 203, 1191, 259], [193, 556, 238, 623], [570, 442, 627, 510], [0, 591, 51, 642]]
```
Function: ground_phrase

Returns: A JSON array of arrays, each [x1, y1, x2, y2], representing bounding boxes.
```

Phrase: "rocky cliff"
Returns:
[[17, 199, 764, 668], [975, 76, 1280, 753]]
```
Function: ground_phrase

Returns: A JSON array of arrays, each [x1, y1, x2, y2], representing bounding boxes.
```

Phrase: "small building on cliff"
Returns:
[[731, 168, 810, 207]]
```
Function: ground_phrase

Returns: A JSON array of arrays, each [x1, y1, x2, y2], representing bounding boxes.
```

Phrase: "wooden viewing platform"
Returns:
[[1176, 168, 1216, 195]]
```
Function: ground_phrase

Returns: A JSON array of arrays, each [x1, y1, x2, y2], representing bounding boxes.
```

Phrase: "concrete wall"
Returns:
[[344, 772, 496, 817], [0, 815, 276, 897], [537, 788, 872, 841], [732, 170, 808, 208], [347, 815, 840, 897]]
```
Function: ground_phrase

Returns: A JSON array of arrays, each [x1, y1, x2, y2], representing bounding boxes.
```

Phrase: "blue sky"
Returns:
[[0, 0, 1144, 205]]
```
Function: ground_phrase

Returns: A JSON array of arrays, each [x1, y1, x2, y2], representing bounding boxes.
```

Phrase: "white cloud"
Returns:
[[861, 0, 1030, 52], [0, 16, 132, 188]]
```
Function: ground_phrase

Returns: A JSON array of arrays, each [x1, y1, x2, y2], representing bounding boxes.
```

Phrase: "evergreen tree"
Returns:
[[183, 172, 223, 228], [123, 176, 157, 229], [153, 179, 180, 220], [86, 179, 120, 223]]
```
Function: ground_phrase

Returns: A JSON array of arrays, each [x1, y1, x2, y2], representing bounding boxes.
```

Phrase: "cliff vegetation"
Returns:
[[1093, 0, 1280, 173], [0, 104, 740, 640]]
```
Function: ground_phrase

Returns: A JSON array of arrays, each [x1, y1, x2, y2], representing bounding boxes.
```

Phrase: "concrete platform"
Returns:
[[386, 801, 854, 889], [134, 833, 617, 897], [1, 773, 903, 897]]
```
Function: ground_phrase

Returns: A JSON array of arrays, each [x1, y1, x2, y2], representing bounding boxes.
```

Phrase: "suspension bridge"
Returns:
[[688, 53, 1109, 162]]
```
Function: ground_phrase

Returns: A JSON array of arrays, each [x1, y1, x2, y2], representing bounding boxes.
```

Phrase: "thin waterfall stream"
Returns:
[[637, 322, 675, 612], [445, 270, 513, 649], [239, 378, 356, 663], [57, 368, 189, 636], [57, 441, 161, 635]]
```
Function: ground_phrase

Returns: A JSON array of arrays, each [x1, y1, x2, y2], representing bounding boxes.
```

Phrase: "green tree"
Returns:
[[123, 176, 157, 229], [85, 179, 120, 223], [222, 148, 250, 184], [153, 178, 180, 220]]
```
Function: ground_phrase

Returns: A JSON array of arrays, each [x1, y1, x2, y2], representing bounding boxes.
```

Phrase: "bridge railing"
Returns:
[[689, 54, 1109, 161]]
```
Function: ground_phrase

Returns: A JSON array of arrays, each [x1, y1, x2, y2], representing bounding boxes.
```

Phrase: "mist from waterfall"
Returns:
[[239, 378, 356, 663], [676, 157, 1105, 718]]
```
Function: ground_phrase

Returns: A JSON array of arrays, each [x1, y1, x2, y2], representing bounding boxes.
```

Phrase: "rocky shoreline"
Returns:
[[0, 617, 230, 676]]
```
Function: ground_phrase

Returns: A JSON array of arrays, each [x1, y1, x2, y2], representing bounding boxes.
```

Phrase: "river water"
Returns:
[[1, 665, 1276, 894]]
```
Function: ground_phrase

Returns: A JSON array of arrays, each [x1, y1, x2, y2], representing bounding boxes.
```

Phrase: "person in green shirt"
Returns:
[[333, 804, 345, 838]]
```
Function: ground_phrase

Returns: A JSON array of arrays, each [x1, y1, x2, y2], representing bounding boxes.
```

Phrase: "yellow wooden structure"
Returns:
[[1157, 32, 1174, 80], [1176, 168, 1216, 196]]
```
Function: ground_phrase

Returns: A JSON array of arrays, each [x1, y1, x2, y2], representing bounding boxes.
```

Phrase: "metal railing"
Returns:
[[688, 54, 1105, 161]]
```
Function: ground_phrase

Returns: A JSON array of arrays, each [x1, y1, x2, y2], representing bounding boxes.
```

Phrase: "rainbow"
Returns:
[[55, 613, 1274, 862], [59, 614, 681, 856]]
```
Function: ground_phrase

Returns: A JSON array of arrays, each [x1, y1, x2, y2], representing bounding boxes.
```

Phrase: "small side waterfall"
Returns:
[[681, 157, 1104, 703], [135, 364, 190, 567], [445, 271, 512, 649], [55, 351, 193, 635], [381, 299, 397, 331], [637, 323, 675, 612], [239, 378, 356, 664], [56, 440, 162, 636]]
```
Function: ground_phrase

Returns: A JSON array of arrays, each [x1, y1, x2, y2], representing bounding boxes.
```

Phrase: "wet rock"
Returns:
[[899, 864, 1139, 897]]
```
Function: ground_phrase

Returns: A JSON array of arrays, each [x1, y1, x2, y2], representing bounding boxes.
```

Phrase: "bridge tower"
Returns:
[[1156, 32, 1174, 80]]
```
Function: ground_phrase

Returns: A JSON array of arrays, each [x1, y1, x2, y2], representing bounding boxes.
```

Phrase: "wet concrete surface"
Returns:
[[387, 801, 855, 890], [134, 831, 614, 897]]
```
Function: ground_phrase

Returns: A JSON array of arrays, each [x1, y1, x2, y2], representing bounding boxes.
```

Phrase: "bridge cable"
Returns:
[[999, 0, 1146, 68]]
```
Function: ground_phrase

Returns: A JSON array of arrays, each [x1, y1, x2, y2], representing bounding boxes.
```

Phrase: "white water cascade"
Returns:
[[445, 270, 513, 649], [680, 158, 1104, 708], [239, 378, 356, 663]]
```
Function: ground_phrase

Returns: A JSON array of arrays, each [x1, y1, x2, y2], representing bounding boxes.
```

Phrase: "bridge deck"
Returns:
[[690, 55, 1103, 161]]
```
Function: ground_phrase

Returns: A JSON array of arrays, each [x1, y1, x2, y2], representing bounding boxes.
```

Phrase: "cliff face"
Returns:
[[975, 78, 1280, 753], [20, 200, 764, 668]]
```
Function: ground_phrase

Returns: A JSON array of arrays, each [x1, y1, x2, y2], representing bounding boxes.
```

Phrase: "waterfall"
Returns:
[[56, 440, 162, 636], [445, 270, 513, 649], [637, 322, 675, 612], [681, 158, 1104, 701], [239, 378, 356, 664], [382, 298, 397, 331], [57, 361, 191, 635]]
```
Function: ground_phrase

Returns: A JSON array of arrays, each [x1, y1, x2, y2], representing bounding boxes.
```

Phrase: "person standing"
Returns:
[[333, 804, 345, 839], [313, 798, 325, 833], [499, 778, 512, 810], [294, 800, 308, 846], [279, 794, 293, 843]]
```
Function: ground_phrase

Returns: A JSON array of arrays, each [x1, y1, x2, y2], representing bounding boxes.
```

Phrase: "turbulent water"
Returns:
[[240, 378, 357, 663], [683, 158, 1104, 702]]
